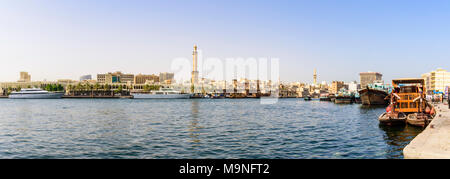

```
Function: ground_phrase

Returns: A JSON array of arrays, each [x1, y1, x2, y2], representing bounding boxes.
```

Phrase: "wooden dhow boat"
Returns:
[[378, 111, 407, 125], [378, 78, 436, 127]]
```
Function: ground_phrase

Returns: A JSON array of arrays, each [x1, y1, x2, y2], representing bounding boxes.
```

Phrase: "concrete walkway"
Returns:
[[403, 102, 450, 159]]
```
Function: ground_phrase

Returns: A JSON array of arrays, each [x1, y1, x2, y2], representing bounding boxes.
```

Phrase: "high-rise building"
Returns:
[[421, 68, 450, 94], [134, 74, 159, 84], [18, 72, 31, 82], [97, 71, 134, 84], [360, 72, 382, 89], [159, 72, 174, 84], [191, 44, 199, 84]]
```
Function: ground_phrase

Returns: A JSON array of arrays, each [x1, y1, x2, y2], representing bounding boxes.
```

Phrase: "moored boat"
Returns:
[[378, 111, 407, 125], [329, 94, 336, 102], [132, 88, 191, 99], [303, 95, 312, 101], [358, 83, 390, 105], [406, 102, 436, 127], [9, 88, 64, 99], [379, 78, 436, 127], [319, 93, 331, 101], [334, 95, 352, 104], [353, 94, 362, 104]]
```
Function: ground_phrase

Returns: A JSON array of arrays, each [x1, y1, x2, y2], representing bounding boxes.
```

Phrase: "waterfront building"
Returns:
[[191, 44, 199, 84], [360, 72, 382, 89], [80, 75, 92, 81], [348, 81, 361, 93], [330, 81, 344, 94], [134, 74, 159, 84], [18, 72, 31, 82], [159, 72, 174, 84], [422, 68, 450, 94], [97, 71, 134, 84], [57, 79, 77, 85]]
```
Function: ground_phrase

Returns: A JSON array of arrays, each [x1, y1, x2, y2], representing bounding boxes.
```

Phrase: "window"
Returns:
[[401, 102, 408, 108]]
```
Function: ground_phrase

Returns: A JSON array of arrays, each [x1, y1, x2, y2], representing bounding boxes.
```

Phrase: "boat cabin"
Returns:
[[391, 78, 426, 113]]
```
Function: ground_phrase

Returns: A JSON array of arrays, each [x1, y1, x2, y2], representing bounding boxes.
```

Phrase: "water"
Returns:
[[0, 98, 423, 159]]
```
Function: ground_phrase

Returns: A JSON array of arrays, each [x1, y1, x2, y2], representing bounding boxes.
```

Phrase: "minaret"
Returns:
[[191, 44, 199, 84], [313, 69, 317, 85]]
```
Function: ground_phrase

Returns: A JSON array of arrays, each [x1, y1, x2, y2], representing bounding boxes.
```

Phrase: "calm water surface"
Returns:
[[0, 98, 422, 159]]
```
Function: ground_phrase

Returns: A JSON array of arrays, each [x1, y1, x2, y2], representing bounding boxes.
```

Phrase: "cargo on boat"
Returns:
[[334, 89, 353, 104], [378, 112, 407, 125], [319, 93, 331, 101]]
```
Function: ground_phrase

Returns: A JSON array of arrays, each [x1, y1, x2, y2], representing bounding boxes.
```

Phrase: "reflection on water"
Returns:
[[189, 100, 201, 144], [379, 125, 423, 159], [0, 98, 423, 159]]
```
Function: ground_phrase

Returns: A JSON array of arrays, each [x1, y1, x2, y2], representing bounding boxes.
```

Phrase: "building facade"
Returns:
[[348, 81, 361, 93], [97, 71, 134, 84], [18, 72, 31, 82], [421, 68, 450, 93], [330, 81, 344, 94], [360, 72, 382, 89], [134, 74, 159, 84], [159, 72, 174, 84]]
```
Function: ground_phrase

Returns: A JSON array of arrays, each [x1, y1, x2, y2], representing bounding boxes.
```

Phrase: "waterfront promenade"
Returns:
[[403, 102, 450, 159]]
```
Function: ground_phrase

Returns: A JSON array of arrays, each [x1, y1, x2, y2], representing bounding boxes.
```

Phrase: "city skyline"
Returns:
[[1, 0, 450, 83]]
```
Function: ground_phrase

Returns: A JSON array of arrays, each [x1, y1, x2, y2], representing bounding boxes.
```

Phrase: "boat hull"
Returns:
[[358, 88, 389, 105], [330, 96, 336, 102], [9, 93, 64, 99], [378, 112, 407, 125], [334, 97, 352, 104], [132, 93, 191, 99], [406, 113, 433, 127], [319, 97, 331, 101]]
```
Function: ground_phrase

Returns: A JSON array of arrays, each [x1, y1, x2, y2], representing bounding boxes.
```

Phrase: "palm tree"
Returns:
[[94, 83, 100, 91], [104, 84, 111, 96], [144, 84, 150, 92], [67, 84, 73, 95]]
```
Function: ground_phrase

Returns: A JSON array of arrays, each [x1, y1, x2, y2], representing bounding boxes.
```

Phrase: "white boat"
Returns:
[[9, 88, 64, 99], [132, 88, 191, 99]]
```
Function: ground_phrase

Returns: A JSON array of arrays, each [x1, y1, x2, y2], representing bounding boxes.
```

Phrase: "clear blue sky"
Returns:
[[1, 0, 450, 83]]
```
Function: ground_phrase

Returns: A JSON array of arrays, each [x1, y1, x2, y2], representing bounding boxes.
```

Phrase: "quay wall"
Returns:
[[403, 103, 450, 159]]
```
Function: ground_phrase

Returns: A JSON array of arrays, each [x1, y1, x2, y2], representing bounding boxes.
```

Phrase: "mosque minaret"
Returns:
[[191, 44, 199, 84]]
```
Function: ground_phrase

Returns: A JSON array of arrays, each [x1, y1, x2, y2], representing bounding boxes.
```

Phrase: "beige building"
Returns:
[[360, 72, 382, 89], [134, 74, 159, 84], [159, 72, 174, 84], [18, 72, 31, 82], [97, 71, 134, 84], [421, 68, 450, 93], [330, 81, 344, 94]]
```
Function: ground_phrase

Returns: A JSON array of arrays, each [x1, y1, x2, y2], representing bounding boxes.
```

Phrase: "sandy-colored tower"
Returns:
[[313, 69, 317, 85], [191, 44, 199, 84]]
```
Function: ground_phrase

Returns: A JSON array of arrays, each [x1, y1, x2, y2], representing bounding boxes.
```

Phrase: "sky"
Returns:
[[1, 0, 450, 83]]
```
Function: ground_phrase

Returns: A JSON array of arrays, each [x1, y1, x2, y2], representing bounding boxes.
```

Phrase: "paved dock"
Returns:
[[403, 102, 450, 159]]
